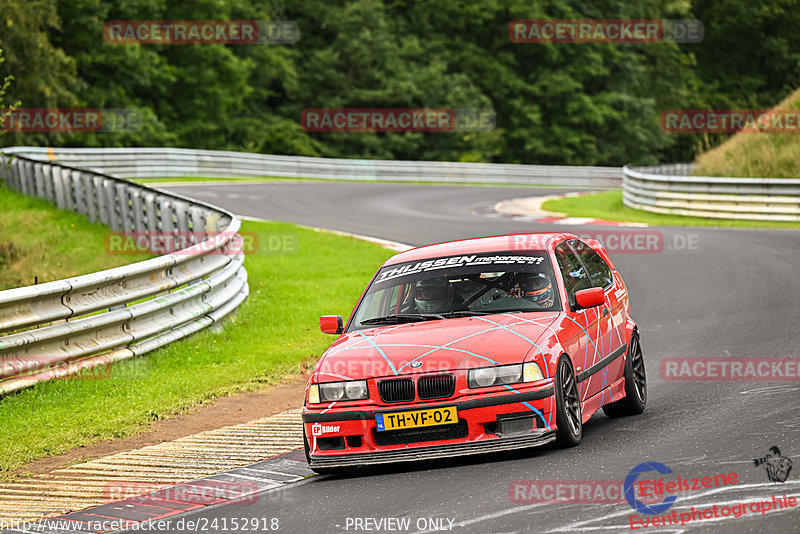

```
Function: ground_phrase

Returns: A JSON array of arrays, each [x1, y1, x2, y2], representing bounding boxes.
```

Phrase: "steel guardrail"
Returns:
[[0, 153, 249, 395], [0, 147, 623, 188], [623, 164, 800, 222]]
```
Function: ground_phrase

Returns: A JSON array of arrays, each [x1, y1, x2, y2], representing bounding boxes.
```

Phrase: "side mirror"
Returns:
[[320, 315, 344, 335], [575, 287, 605, 309]]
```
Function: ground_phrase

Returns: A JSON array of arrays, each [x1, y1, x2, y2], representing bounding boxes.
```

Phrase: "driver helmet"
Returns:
[[516, 273, 555, 307], [414, 278, 453, 313]]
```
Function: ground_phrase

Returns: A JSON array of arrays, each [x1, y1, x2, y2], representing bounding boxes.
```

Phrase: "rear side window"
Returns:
[[570, 239, 613, 289], [555, 242, 590, 309]]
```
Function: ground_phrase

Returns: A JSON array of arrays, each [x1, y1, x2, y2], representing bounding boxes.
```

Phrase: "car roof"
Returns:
[[383, 233, 576, 266]]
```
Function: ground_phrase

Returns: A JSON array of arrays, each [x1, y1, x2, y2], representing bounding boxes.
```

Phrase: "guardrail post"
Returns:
[[63, 169, 75, 211], [159, 197, 175, 234], [33, 162, 46, 198], [104, 179, 121, 230], [17, 160, 29, 195], [174, 200, 190, 234], [42, 164, 56, 202], [189, 206, 207, 241], [144, 192, 159, 234], [52, 167, 67, 209], [131, 189, 146, 234], [63, 170, 75, 212], [13, 158, 23, 191], [92, 175, 106, 224], [82, 173, 96, 221], [116, 183, 134, 232], [27, 161, 36, 193], [70, 170, 85, 215]]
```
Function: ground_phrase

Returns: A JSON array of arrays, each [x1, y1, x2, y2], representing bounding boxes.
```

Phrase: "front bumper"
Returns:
[[303, 384, 556, 468], [308, 429, 555, 468]]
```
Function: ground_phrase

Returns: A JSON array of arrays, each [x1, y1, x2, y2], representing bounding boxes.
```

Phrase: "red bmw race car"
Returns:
[[303, 233, 646, 473]]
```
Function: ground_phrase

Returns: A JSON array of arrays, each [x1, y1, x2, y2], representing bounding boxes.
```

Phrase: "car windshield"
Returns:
[[350, 251, 561, 330]]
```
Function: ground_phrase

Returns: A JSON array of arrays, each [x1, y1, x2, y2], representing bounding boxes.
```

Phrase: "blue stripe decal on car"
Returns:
[[502, 384, 551, 431]]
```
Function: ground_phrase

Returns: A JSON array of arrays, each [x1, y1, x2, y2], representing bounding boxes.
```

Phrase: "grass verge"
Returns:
[[0, 184, 151, 290], [0, 219, 395, 474], [541, 191, 800, 229], [693, 87, 800, 179]]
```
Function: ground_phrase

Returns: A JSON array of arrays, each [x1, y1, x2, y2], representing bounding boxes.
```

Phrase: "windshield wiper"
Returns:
[[361, 313, 444, 325], [440, 310, 492, 317]]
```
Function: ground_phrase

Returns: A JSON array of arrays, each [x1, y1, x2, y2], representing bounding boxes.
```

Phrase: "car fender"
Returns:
[[523, 340, 563, 382]]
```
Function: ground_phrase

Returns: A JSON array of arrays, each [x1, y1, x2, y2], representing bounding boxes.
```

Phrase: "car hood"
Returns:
[[315, 313, 560, 381]]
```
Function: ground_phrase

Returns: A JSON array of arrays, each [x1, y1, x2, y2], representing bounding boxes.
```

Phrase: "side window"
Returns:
[[571, 239, 613, 289], [555, 243, 590, 309]]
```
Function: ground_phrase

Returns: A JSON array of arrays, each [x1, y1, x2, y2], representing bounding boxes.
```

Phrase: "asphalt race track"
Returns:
[[156, 182, 800, 533]]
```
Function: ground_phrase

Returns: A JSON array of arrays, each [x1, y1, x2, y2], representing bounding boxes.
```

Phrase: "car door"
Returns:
[[553, 242, 606, 402], [569, 239, 624, 397]]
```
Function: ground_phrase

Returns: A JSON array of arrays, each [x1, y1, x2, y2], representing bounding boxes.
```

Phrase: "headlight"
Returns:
[[321, 382, 345, 401], [311, 380, 370, 403], [345, 381, 368, 399], [469, 364, 522, 388], [468, 362, 545, 388], [472, 367, 497, 387]]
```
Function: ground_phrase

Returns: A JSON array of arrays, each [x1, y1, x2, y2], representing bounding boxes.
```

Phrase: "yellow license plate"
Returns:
[[375, 406, 457, 431]]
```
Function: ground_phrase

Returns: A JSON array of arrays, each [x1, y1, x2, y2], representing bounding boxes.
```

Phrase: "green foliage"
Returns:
[[694, 87, 800, 178], [0, 48, 21, 134], [0, 0, 797, 164]]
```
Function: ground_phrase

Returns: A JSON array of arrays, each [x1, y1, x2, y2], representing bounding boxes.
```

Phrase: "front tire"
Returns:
[[554, 355, 582, 447], [603, 332, 647, 417]]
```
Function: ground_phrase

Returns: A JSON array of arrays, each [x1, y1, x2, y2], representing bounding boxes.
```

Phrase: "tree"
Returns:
[[0, 48, 21, 136]]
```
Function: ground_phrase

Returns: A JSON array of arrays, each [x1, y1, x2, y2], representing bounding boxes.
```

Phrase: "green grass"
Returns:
[[133, 175, 563, 189], [0, 184, 152, 290], [0, 219, 395, 474], [541, 191, 800, 229], [693, 87, 800, 179]]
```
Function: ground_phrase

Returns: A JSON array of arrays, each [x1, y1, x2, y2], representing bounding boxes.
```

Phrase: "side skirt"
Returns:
[[579, 376, 626, 424]]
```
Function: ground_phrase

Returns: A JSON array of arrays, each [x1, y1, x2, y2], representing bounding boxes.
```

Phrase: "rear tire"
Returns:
[[554, 355, 582, 448], [603, 332, 647, 417]]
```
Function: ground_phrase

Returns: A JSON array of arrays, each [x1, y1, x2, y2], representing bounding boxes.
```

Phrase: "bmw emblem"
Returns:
[[410, 360, 423, 369]]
